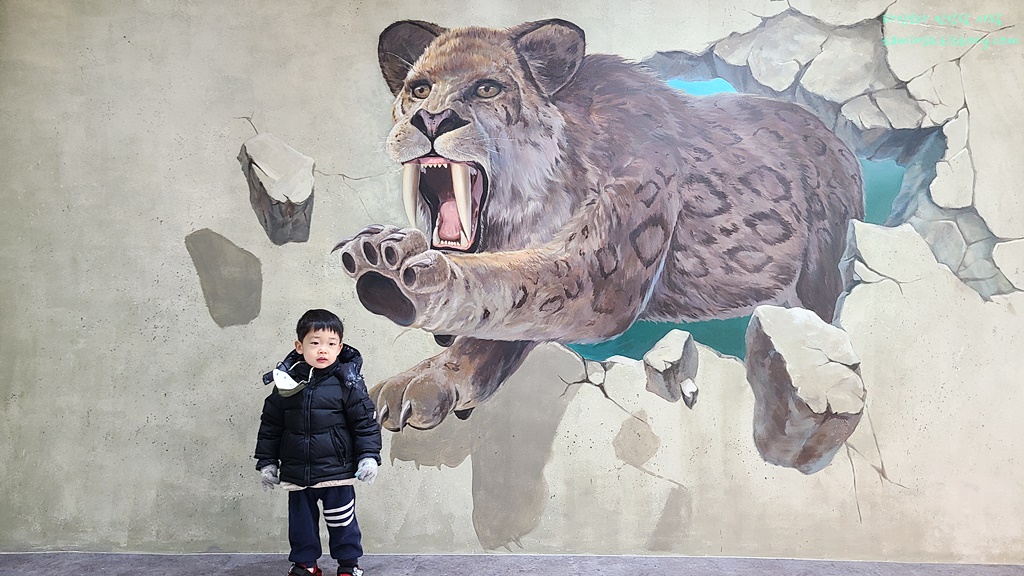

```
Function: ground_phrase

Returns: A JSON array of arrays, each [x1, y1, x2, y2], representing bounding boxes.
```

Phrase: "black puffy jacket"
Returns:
[[254, 345, 382, 486]]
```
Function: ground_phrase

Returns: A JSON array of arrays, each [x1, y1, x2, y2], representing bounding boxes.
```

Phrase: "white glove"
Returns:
[[355, 458, 378, 484], [260, 465, 280, 491]]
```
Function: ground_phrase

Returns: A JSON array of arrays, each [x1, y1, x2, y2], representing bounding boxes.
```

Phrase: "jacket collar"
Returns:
[[268, 344, 363, 387]]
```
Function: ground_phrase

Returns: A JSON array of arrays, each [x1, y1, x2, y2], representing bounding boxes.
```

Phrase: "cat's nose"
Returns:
[[411, 108, 468, 140]]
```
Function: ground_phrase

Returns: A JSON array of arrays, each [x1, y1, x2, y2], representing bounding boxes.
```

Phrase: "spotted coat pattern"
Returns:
[[339, 20, 863, 430]]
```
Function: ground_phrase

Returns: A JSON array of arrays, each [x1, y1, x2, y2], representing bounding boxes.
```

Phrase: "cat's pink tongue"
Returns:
[[438, 199, 462, 241]]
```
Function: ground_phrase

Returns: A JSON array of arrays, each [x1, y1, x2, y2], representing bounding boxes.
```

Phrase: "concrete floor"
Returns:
[[2, 553, 1024, 576]]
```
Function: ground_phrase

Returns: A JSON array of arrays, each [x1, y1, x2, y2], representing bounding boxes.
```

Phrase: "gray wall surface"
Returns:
[[2, 0, 1023, 564]]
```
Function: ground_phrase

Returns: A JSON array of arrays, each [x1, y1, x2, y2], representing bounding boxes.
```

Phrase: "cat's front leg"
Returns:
[[370, 337, 536, 430]]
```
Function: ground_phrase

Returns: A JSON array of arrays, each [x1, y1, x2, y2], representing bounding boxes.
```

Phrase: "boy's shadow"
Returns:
[[388, 345, 580, 550]]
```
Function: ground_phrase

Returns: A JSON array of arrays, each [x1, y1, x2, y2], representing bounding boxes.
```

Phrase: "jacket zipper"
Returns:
[[303, 378, 314, 486]]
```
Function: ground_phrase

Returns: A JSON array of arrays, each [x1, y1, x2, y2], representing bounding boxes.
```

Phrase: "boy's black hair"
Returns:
[[296, 309, 344, 341]]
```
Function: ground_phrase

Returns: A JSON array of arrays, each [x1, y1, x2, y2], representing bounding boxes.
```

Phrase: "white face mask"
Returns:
[[272, 364, 314, 397]]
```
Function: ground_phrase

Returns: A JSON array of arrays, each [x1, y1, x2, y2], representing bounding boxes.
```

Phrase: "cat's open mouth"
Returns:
[[402, 155, 488, 252]]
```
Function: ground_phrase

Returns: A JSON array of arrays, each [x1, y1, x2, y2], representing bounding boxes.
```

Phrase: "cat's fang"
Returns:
[[402, 163, 421, 228], [451, 162, 473, 236]]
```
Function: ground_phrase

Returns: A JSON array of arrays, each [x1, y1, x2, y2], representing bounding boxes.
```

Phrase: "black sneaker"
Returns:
[[289, 564, 323, 576], [337, 566, 363, 576]]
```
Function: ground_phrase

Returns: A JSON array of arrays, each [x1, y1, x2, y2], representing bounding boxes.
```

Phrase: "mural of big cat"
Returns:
[[335, 18, 863, 432]]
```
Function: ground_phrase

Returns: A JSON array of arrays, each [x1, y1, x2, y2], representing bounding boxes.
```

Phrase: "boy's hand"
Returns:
[[355, 458, 378, 484], [259, 465, 280, 491]]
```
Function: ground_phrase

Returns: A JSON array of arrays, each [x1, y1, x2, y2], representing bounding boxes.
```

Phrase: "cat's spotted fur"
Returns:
[[337, 19, 863, 430]]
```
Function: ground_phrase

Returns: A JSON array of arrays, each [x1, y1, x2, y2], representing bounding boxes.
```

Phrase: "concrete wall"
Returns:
[[2, 0, 1023, 564]]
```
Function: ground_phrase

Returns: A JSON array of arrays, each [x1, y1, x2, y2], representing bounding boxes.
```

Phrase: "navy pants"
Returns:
[[288, 485, 362, 568]]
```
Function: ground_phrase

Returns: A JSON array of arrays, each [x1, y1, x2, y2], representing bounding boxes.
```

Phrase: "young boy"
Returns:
[[255, 309, 382, 576]]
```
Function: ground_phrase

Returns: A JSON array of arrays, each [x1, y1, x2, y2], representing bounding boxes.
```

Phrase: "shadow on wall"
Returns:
[[568, 79, 907, 361], [184, 228, 262, 327], [388, 345, 581, 550]]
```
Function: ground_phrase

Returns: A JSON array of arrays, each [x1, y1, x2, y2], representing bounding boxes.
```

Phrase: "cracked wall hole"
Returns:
[[647, 9, 1020, 300]]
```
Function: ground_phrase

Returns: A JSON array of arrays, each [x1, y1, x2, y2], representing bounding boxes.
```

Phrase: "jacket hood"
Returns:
[[337, 343, 362, 371]]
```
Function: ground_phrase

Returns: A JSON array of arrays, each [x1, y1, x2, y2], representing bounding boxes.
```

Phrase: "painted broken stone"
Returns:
[[643, 329, 699, 408], [745, 305, 865, 474], [237, 133, 315, 245]]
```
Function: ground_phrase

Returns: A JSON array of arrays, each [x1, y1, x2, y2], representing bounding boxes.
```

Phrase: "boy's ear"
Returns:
[[294, 339, 303, 353]]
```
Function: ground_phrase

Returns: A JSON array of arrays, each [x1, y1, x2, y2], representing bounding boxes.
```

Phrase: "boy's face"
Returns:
[[295, 329, 342, 368]]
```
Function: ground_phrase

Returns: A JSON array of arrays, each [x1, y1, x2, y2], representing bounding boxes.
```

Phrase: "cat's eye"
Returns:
[[475, 81, 502, 99], [410, 82, 432, 99]]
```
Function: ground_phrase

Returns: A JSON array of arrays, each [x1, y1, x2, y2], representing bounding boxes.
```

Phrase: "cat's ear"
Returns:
[[511, 19, 585, 98], [378, 20, 447, 96]]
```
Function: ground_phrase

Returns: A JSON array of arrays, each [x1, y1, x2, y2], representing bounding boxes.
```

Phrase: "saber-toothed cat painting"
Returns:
[[334, 19, 863, 430]]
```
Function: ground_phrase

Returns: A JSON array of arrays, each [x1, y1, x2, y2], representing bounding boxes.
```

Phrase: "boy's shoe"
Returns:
[[337, 566, 363, 576], [288, 564, 322, 576]]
